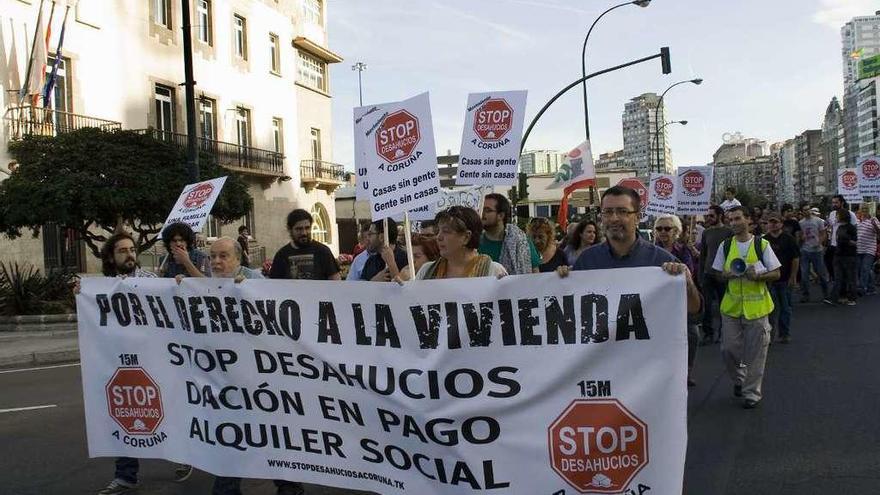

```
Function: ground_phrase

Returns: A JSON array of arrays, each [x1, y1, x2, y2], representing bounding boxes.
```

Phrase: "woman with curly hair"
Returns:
[[528, 217, 568, 272], [158, 222, 210, 279], [563, 219, 601, 265]]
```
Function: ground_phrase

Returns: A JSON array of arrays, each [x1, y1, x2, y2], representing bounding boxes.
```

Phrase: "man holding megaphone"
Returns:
[[711, 206, 781, 409]]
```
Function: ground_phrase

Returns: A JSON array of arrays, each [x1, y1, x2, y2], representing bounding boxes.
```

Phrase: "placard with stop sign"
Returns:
[[675, 166, 713, 215], [838, 167, 862, 203], [646, 173, 677, 217], [617, 178, 648, 222], [857, 157, 880, 197], [457, 90, 527, 186], [105, 367, 164, 435], [355, 92, 441, 221], [549, 399, 649, 494], [162, 176, 227, 233]]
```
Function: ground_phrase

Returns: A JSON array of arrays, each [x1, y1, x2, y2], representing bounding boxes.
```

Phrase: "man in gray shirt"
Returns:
[[699, 205, 733, 344], [798, 205, 831, 304]]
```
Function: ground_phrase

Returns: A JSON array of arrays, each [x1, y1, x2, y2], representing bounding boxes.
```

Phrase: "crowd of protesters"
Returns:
[[85, 184, 879, 494]]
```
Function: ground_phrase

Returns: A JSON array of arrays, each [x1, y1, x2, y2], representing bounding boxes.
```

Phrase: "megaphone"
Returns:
[[730, 258, 747, 277]]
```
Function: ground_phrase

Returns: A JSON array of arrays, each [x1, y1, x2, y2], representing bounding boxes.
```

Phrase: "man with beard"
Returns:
[[269, 209, 340, 281], [479, 193, 540, 275], [712, 206, 781, 409], [90, 233, 193, 493], [560, 186, 702, 315], [360, 218, 408, 281]]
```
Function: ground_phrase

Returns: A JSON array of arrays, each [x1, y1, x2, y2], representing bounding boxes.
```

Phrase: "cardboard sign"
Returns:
[[405, 185, 494, 222], [618, 177, 648, 222], [838, 168, 862, 203], [352, 106, 378, 201], [647, 173, 677, 217], [547, 141, 595, 189], [456, 90, 528, 186], [162, 177, 227, 233], [856, 156, 880, 197], [675, 166, 713, 215], [354, 93, 442, 221]]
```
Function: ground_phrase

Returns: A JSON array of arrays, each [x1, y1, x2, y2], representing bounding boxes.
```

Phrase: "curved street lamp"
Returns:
[[581, 0, 652, 141], [651, 120, 688, 173], [653, 78, 701, 173]]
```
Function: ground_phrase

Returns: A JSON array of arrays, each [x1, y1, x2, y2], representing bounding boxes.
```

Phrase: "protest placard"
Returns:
[[78, 268, 687, 495], [675, 166, 713, 215], [162, 177, 227, 233], [647, 173, 676, 217], [405, 185, 494, 222], [456, 90, 527, 186], [856, 157, 880, 197], [838, 168, 862, 203], [354, 93, 442, 220]]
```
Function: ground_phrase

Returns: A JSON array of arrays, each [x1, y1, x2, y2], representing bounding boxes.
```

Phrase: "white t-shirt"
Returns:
[[827, 209, 859, 247], [720, 198, 742, 211], [416, 260, 508, 279], [712, 236, 781, 274]]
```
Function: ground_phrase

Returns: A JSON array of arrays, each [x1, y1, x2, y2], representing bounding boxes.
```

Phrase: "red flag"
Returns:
[[557, 178, 595, 230]]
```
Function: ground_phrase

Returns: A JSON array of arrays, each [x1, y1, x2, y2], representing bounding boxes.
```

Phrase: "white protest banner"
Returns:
[[856, 157, 880, 197], [647, 173, 676, 217], [354, 93, 441, 221], [548, 141, 595, 189], [162, 176, 227, 233], [78, 269, 687, 495], [405, 185, 495, 222], [456, 90, 528, 186], [353, 106, 383, 201], [675, 166, 713, 215], [838, 168, 862, 203]]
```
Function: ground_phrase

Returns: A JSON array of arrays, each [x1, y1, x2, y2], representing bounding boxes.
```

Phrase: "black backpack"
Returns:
[[721, 234, 765, 271]]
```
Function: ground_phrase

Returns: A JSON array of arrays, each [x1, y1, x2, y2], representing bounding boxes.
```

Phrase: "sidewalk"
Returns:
[[0, 329, 79, 369]]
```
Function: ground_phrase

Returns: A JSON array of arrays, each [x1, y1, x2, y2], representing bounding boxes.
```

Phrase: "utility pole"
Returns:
[[181, 0, 199, 182], [352, 62, 367, 106]]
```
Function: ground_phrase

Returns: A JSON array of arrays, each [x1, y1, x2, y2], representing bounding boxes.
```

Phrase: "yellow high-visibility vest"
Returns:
[[720, 237, 775, 319]]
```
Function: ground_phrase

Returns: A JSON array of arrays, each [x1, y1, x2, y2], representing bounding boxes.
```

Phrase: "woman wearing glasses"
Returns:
[[416, 206, 508, 280], [654, 214, 700, 387]]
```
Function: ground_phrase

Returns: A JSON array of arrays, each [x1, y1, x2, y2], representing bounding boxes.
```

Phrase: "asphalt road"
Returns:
[[1, 296, 878, 495]]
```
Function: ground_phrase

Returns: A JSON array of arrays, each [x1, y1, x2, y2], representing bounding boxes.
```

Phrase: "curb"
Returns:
[[0, 348, 80, 369]]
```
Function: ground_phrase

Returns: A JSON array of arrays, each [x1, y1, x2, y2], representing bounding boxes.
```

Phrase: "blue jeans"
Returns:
[[769, 282, 793, 339], [114, 457, 139, 484], [858, 254, 876, 293], [800, 250, 829, 299]]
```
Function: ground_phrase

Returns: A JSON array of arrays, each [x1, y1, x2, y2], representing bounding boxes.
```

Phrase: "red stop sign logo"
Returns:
[[842, 170, 858, 189], [653, 177, 674, 200], [105, 368, 164, 435], [618, 178, 647, 210], [861, 159, 879, 179], [474, 99, 513, 142], [548, 399, 648, 494], [376, 110, 421, 163], [183, 183, 215, 209], [681, 171, 705, 196]]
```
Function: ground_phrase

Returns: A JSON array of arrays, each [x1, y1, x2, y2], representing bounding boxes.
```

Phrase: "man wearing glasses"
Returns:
[[560, 186, 702, 316]]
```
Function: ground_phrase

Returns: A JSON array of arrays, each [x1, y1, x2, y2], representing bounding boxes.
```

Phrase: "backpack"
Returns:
[[722, 234, 765, 274]]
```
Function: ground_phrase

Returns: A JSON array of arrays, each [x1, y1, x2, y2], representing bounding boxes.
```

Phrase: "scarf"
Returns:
[[498, 223, 532, 275], [422, 254, 493, 280]]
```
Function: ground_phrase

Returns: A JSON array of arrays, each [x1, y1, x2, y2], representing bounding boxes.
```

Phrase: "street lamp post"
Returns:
[[581, 0, 651, 141], [653, 78, 702, 173], [650, 120, 688, 174], [352, 62, 367, 106]]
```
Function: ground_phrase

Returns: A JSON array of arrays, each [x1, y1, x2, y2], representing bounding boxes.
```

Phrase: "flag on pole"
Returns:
[[547, 141, 595, 189], [20, 0, 48, 104], [43, 5, 70, 106]]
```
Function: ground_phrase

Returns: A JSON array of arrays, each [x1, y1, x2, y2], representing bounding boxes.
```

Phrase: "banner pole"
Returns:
[[404, 211, 415, 282], [382, 217, 389, 248]]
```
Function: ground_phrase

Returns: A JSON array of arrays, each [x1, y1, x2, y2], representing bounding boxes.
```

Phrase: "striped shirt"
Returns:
[[857, 217, 880, 255]]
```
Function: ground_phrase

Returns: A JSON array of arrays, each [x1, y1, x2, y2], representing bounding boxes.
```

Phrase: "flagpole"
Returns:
[[404, 212, 415, 283], [43, 3, 69, 106], [33, 0, 55, 107], [19, 0, 45, 105]]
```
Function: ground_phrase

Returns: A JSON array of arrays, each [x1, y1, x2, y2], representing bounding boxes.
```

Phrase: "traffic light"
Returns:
[[518, 172, 529, 200], [660, 47, 672, 74]]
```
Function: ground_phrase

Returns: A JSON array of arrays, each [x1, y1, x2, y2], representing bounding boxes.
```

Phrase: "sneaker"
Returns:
[[174, 464, 193, 482], [733, 384, 743, 398], [743, 398, 761, 409], [98, 479, 137, 495], [821, 298, 835, 305], [845, 300, 857, 306]]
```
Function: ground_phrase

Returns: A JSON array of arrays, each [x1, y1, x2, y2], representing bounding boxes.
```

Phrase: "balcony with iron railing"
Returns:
[[300, 159, 345, 192], [132, 129, 285, 178], [3, 105, 122, 139]]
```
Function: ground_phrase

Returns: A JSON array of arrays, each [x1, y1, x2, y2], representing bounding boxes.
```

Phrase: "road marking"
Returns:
[[0, 404, 57, 414], [0, 362, 81, 375]]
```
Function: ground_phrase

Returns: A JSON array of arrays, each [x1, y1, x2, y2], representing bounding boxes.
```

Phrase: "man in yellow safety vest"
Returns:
[[711, 206, 781, 409]]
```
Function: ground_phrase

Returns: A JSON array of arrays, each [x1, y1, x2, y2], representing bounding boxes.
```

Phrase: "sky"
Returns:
[[326, 0, 877, 170]]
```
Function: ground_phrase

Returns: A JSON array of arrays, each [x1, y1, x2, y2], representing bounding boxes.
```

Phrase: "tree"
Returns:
[[0, 128, 253, 257]]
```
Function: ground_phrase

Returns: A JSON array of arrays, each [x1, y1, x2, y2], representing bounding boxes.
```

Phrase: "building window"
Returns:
[[272, 118, 283, 153], [310, 128, 322, 161], [310, 203, 330, 244], [198, 97, 216, 140], [303, 0, 323, 25], [269, 33, 280, 73], [233, 14, 247, 60], [154, 84, 175, 134], [297, 51, 326, 91], [235, 107, 251, 148], [196, 0, 212, 45], [206, 215, 222, 238], [154, 0, 172, 29]]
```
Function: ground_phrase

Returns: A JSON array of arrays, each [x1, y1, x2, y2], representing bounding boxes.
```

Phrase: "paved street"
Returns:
[[1, 295, 878, 495]]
